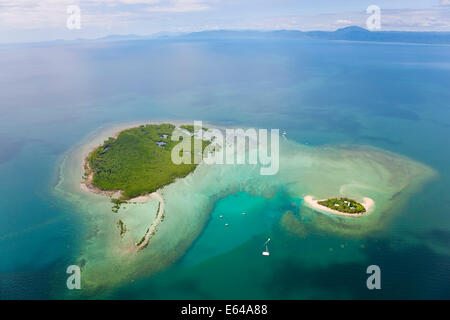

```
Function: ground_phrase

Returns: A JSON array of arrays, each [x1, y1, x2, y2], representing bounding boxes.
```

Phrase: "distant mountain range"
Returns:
[[174, 26, 450, 44], [16, 26, 450, 45]]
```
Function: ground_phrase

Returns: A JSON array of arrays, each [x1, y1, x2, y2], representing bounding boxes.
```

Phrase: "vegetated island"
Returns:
[[303, 195, 374, 217], [84, 123, 208, 200], [82, 123, 210, 250]]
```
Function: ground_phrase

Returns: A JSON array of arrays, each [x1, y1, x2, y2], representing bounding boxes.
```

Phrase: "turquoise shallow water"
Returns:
[[180, 191, 297, 266], [0, 38, 449, 299]]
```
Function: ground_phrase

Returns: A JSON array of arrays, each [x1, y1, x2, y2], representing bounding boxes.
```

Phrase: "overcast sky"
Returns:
[[1, 0, 450, 43]]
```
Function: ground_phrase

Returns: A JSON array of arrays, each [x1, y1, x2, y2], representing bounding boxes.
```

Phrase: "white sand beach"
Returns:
[[135, 192, 165, 251]]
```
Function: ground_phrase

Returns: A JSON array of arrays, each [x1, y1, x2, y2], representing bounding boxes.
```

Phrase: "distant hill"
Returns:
[[175, 26, 450, 44], [10, 26, 450, 46]]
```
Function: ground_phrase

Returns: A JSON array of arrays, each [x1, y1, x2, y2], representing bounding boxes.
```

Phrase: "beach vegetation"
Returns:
[[318, 197, 366, 214], [87, 124, 210, 199], [117, 219, 127, 236]]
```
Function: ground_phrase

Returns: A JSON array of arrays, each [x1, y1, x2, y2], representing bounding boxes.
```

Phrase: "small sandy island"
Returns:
[[303, 195, 374, 217], [132, 192, 165, 251]]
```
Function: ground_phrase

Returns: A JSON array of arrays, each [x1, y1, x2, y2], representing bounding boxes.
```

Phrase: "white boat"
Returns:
[[262, 238, 271, 256]]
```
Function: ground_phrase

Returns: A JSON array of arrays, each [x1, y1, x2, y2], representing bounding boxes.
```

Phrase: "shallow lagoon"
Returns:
[[54, 122, 434, 297]]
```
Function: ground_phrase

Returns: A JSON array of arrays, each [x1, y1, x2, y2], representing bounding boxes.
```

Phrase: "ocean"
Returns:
[[0, 38, 449, 299]]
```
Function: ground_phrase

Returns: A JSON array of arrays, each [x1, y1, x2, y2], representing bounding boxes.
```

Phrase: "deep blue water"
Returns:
[[0, 38, 449, 299]]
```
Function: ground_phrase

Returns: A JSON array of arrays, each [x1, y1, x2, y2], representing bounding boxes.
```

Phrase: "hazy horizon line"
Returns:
[[3, 25, 450, 46]]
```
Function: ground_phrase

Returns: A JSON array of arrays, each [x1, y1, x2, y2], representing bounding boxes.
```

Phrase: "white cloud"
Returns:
[[91, 0, 162, 5], [144, 0, 212, 13], [335, 19, 352, 26], [0, 0, 214, 30], [242, 8, 450, 32], [440, 0, 450, 6], [0, 1, 73, 29], [381, 9, 450, 30], [0, 0, 143, 29]]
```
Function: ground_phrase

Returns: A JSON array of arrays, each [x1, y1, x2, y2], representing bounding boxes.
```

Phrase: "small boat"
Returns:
[[262, 238, 271, 256], [225, 223, 229, 227], [219, 215, 223, 218], [242, 212, 246, 215]]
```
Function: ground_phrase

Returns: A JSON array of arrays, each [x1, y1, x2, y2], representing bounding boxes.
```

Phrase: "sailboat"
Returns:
[[262, 238, 271, 256]]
